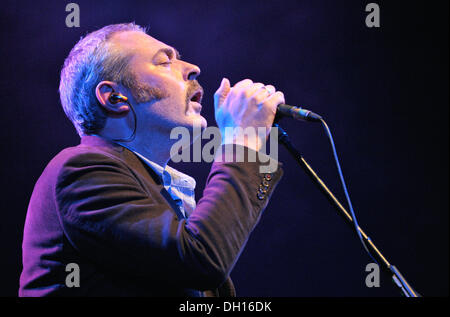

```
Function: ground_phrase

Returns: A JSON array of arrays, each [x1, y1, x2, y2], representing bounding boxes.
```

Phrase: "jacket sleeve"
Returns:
[[55, 145, 283, 291]]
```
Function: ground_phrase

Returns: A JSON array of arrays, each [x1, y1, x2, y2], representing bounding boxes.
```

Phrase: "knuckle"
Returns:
[[244, 89, 253, 99], [250, 95, 259, 103], [253, 82, 264, 88], [238, 89, 247, 99]]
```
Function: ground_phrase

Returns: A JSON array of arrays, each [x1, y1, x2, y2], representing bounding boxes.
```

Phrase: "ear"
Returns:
[[95, 81, 130, 116]]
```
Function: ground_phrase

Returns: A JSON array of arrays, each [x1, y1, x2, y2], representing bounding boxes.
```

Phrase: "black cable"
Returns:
[[111, 99, 137, 143], [319, 118, 378, 264]]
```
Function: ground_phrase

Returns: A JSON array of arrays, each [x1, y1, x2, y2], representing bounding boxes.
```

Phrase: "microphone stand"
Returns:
[[274, 123, 421, 297]]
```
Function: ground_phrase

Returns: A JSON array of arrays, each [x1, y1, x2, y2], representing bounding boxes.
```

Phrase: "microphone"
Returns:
[[277, 104, 323, 122]]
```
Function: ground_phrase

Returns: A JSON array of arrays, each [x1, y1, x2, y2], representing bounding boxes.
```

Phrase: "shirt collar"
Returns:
[[116, 143, 196, 190]]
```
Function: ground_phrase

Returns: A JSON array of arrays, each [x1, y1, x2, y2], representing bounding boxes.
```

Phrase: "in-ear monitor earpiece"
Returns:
[[109, 93, 128, 104]]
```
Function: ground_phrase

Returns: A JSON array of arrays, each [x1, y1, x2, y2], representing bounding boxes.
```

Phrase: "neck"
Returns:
[[121, 132, 174, 167], [98, 130, 173, 167]]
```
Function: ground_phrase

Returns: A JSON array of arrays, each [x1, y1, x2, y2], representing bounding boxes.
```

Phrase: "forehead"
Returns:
[[109, 31, 175, 57]]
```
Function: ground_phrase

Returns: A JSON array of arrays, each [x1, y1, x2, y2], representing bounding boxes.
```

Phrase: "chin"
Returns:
[[198, 116, 208, 129], [184, 114, 207, 131]]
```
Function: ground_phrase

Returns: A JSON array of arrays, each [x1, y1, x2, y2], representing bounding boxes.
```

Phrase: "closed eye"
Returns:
[[153, 47, 180, 66]]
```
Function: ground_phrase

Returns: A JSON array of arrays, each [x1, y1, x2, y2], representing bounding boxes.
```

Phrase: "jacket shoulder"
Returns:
[[36, 144, 130, 189]]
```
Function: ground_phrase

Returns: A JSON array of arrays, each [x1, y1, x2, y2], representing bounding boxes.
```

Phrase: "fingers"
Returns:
[[265, 85, 276, 95], [246, 82, 265, 97], [249, 84, 278, 107], [233, 78, 253, 90], [265, 91, 285, 115], [214, 78, 231, 111], [214, 77, 284, 116]]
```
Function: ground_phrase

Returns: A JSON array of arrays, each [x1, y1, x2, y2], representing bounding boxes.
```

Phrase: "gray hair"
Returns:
[[59, 23, 147, 136]]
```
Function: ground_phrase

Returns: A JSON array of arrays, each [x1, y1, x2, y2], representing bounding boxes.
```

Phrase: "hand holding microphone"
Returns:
[[214, 78, 285, 152], [214, 78, 322, 151]]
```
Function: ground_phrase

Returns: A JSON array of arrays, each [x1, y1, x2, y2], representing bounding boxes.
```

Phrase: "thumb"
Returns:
[[214, 78, 231, 110]]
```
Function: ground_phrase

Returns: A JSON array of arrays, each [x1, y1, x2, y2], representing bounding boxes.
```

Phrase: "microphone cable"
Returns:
[[319, 118, 378, 265]]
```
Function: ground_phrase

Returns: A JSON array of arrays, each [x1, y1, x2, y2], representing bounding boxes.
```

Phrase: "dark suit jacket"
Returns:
[[19, 135, 283, 296]]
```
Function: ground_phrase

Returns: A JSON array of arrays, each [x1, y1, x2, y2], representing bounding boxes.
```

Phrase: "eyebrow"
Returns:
[[154, 47, 181, 60]]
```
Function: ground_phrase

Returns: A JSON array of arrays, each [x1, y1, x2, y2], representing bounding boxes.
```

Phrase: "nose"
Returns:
[[183, 62, 201, 81]]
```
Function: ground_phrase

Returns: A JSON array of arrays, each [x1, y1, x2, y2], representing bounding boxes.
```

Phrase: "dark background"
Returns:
[[0, 0, 447, 297]]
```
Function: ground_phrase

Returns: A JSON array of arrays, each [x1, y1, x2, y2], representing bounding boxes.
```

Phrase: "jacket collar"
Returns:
[[80, 135, 124, 152], [79, 135, 163, 186]]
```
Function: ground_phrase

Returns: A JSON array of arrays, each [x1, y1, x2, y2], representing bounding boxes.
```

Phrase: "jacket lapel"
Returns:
[[79, 136, 186, 220]]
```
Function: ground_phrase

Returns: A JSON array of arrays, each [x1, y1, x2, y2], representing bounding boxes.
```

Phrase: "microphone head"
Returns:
[[277, 104, 322, 122]]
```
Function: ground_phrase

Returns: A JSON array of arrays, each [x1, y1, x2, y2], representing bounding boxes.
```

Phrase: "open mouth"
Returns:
[[189, 89, 203, 104]]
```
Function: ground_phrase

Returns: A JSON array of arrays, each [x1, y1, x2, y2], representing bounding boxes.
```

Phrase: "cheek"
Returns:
[[133, 65, 178, 93], [153, 80, 187, 106], [147, 99, 185, 120], [132, 67, 187, 107], [155, 69, 186, 94]]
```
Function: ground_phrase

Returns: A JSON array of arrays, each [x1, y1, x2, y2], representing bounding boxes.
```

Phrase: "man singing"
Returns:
[[19, 23, 284, 296]]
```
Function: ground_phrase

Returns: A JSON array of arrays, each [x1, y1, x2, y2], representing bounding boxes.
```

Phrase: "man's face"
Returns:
[[111, 31, 206, 135]]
